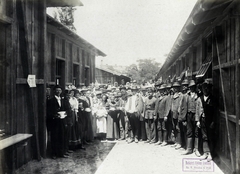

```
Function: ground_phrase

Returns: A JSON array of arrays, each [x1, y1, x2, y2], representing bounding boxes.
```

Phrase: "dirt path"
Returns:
[[15, 140, 115, 174]]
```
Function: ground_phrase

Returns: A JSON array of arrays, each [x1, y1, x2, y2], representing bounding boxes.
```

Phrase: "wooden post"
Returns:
[[18, 0, 41, 160], [39, 0, 47, 158], [235, 13, 240, 174], [214, 29, 234, 171]]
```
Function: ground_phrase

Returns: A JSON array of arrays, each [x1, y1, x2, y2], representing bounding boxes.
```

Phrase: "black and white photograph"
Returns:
[[0, 0, 239, 173]]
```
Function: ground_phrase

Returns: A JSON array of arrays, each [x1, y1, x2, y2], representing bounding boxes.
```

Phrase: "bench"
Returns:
[[0, 133, 32, 150]]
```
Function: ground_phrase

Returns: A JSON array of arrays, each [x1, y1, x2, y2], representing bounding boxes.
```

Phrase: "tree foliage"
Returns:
[[125, 58, 161, 84], [57, 7, 76, 32]]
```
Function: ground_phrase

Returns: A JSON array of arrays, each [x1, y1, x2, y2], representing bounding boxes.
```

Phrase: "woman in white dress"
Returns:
[[92, 91, 108, 140]]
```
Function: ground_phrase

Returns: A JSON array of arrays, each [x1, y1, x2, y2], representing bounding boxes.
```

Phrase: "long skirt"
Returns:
[[78, 111, 88, 141], [92, 112, 97, 138], [107, 110, 119, 139], [69, 111, 81, 146], [86, 112, 94, 142]]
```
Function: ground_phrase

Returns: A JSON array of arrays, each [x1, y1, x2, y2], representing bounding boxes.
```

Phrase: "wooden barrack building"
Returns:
[[0, 0, 105, 173], [95, 66, 131, 86], [157, 0, 240, 173]]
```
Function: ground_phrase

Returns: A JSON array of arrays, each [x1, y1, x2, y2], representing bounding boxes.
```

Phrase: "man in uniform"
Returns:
[[165, 83, 173, 143], [144, 88, 157, 143], [178, 79, 189, 150], [171, 81, 183, 149], [154, 84, 168, 146]]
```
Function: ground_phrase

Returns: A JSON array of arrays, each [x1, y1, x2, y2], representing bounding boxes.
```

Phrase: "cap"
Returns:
[[188, 80, 196, 87]]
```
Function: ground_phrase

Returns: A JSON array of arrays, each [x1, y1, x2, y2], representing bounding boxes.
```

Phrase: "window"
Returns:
[[56, 59, 65, 87], [73, 64, 79, 86]]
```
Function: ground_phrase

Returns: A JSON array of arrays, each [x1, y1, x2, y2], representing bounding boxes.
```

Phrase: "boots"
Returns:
[[181, 138, 193, 155], [194, 138, 201, 157], [161, 131, 168, 146], [175, 133, 181, 149], [155, 131, 163, 145]]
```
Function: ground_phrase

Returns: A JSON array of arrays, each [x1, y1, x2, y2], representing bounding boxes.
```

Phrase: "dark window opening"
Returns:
[[73, 64, 79, 86], [56, 59, 65, 87]]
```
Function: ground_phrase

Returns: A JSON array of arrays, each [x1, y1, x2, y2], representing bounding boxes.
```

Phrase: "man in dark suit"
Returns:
[[47, 85, 71, 159], [197, 79, 215, 161]]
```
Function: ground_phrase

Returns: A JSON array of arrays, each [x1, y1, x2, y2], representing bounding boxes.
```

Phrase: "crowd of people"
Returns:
[[46, 78, 215, 162]]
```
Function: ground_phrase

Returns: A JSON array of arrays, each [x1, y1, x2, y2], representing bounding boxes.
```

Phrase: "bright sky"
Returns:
[[48, 0, 197, 66]]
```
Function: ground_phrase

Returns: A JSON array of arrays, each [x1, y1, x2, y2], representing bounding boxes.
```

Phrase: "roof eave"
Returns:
[[47, 0, 83, 7]]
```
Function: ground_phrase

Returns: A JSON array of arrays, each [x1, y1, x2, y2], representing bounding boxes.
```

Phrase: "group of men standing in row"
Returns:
[[46, 78, 215, 162], [122, 78, 215, 162]]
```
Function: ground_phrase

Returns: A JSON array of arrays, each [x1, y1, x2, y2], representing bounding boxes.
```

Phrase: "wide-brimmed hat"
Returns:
[[181, 79, 189, 85], [166, 83, 172, 88], [159, 84, 167, 90], [188, 80, 196, 87], [202, 78, 213, 85], [172, 81, 180, 87]]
